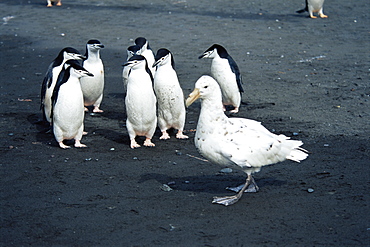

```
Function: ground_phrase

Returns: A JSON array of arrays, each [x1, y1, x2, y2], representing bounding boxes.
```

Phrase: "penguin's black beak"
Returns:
[[86, 72, 94, 77], [98, 44, 105, 49], [78, 54, 86, 59], [122, 61, 133, 67], [198, 53, 205, 59], [152, 60, 159, 67]]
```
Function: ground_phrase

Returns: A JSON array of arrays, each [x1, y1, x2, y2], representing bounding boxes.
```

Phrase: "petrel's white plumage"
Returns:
[[199, 44, 243, 113], [153, 48, 188, 140], [123, 55, 157, 149], [186, 75, 308, 206]]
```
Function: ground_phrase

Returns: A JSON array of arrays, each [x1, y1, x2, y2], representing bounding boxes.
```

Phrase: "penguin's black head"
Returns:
[[56, 47, 85, 61], [65, 59, 82, 67], [199, 44, 228, 59], [135, 37, 147, 47], [123, 55, 153, 81], [63, 47, 81, 54], [123, 55, 146, 67], [66, 60, 94, 77], [86, 39, 105, 53], [154, 48, 170, 60], [153, 48, 175, 68], [135, 37, 152, 50], [127, 45, 141, 57]]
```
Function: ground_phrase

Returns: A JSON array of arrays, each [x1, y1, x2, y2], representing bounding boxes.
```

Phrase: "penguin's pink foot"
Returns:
[[93, 106, 104, 113], [56, 1, 62, 6], [143, 138, 155, 147], [59, 142, 71, 149], [84, 107, 89, 112], [160, 131, 170, 140], [130, 139, 141, 149], [229, 107, 239, 114], [319, 14, 328, 18], [176, 131, 188, 139], [74, 140, 87, 148]]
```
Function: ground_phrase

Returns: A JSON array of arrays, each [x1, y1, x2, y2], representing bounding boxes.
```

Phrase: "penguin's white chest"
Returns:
[[154, 67, 185, 124], [125, 71, 157, 134], [141, 50, 156, 76], [211, 59, 240, 106], [154, 68, 182, 107], [53, 79, 84, 138], [80, 59, 104, 104], [308, 0, 324, 11]]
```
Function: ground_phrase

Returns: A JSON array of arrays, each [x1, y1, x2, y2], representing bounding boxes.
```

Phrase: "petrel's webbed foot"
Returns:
[[212, 174, 256, 206], [212, 195, 241, 206]]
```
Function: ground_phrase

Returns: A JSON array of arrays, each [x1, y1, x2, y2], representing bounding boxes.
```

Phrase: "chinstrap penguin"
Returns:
[[126, 45, 141, 61], [134, 37, 156, 77], [297, 0, 328, 18], [186, 75, 308, 206], [80, 39, 105, 113], [123, 55, 157, 149], [153, 48, 188, 140], [51, 60, 94, 149], [40, 47, 85, 124], [123, 45, 141, 94], [199, 44, 244, 113]]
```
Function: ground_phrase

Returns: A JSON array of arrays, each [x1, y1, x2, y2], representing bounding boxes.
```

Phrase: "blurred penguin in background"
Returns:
[[47, 0, 62, 7], [297, 0, 328, 18]]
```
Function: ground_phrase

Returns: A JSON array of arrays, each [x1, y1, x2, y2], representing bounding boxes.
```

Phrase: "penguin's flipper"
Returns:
[[50, 66, 69, 120], [227, 56, 244, 93], [40, 74, 50, 110], [40, 64, 54, 110]]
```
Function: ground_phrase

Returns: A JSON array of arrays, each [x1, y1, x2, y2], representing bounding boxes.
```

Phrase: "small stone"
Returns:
[[160, 184, 173, 192], [308, 188, 314, 193], [110, 147, 115, 151], [220, 168, 233, 173]]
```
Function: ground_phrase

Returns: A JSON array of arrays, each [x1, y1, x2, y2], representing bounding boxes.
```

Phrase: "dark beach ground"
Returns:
[[0, 0, 369, 246]]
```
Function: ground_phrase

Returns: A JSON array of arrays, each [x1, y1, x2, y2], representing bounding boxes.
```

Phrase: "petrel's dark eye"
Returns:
[[204, 86, 208, 88]]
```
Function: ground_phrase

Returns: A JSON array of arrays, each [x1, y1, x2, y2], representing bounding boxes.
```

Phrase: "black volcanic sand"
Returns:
[[0, 0, 369, 246]]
